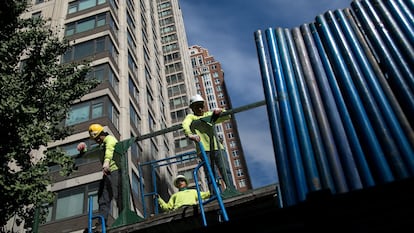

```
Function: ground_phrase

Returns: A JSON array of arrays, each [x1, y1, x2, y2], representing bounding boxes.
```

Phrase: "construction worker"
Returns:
[[77, 123, 120, 229], [182, 94, 239, 197], [157, 175, 210, 212]]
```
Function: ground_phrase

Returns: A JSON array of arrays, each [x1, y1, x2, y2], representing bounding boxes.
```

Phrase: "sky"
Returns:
[[179, 0, 352, 189]]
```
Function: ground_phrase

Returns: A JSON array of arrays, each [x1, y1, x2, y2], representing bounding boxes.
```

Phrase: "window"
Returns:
[[130, 104, 140, 129], [148, 112, 156, 132], [130, 140, 141, 166], [56, 189, 84, 219], [66, 104, 90, 125], [234, 159, 241, 167], [238, 179, 246, 188], [66, 97, 118, 127], [236, 169, 244, 177], [131, 172, 140, 197], [175, 138, 190, 149], [68, 0, 108, 14], [129, 77, 140, 105], [87, 63, 119, 94], [65, 13, 109, 36], [46, 182, 99, 222], [62, 36, 118, 63], [170, 109, 186, 123]]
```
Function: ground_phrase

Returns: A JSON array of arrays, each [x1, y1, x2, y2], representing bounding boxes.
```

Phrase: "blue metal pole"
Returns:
[[282, 28, 322, 192], [372, 0, 414, 66], [343, 8, 414, 148], [254, 29, 296, 206], [291, 27, 336, 192], [324, 10, 409, 180], [315, 14, 394, 183], [304, 23, 354, 191], [266, 27, 308, 202], [363, 0, 414, 91], [196, 142, 229, 226], [334, 9, 414, 176], [351, 0, 414, 118], [387, 0, 414, 39]]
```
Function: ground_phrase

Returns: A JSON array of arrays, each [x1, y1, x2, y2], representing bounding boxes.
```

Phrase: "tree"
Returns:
[[0, 1, 99, 231]]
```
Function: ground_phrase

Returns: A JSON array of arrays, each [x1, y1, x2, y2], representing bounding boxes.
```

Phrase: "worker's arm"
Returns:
[[200, 191, 210, 200], [212, 108, 231, 123], [158, 194, 175, 212], [182, 114, 195, 136], [103, 135, 118, 173]]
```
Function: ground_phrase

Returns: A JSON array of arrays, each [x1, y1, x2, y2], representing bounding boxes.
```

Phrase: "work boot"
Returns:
[[220, 188, 242, 199]]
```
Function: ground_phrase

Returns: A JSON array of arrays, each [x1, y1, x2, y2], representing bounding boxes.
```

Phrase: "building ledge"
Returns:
[[109, 178, 414, 233]]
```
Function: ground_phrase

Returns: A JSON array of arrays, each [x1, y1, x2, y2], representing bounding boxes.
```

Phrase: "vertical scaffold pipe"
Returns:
[[281, 28, 322, 192], [351, 0, 414, 119], [343, 8, 414, 148], [387, 0, 414, 38], [325, 10, 408, 180], [362, 0, 414, 90], [291, 26, 337, 192], [290, 27, 335, 192], [304, 23, 353, 191], [266, 28, 308, 202], [334, 9, 414, 176], [308, 22, 375, 188], [373, 0, 414, 66], [319, 12, 370, 189], [254, 29, 296, 206], [316, 14, 394, 183]]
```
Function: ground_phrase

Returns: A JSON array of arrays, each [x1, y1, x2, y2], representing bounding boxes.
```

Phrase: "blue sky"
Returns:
[[179, 0, 352, 189]]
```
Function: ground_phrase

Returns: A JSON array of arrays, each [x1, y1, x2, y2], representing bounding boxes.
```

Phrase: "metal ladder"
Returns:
[[194, 142, 229, 227], [87, 196, 106, 233]]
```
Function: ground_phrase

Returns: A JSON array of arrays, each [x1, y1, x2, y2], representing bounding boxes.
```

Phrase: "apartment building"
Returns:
[[188, 45, 252, 192], [15, 0, 174, 232], [6, 0, 251, 232], [158, 0, 252, 192]]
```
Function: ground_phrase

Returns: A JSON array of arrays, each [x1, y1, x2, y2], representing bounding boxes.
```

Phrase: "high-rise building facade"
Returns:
[[156, 0, 203, 189], [17, 0, 175, 232], [7, 0, 250, 232], [158, 0, 252, 192], [188, 45, 252, 192]]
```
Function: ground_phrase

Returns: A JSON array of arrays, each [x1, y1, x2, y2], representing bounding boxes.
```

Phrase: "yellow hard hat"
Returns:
[[174, 175, 188, 188], [89, 124, 104, 139]]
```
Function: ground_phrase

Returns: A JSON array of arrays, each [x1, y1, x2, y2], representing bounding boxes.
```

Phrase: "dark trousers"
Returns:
[[98, 169, 121, 224], [209, 149, 235, 190]]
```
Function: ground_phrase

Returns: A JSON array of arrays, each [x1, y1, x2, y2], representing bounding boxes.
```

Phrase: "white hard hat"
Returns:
[[174, 175, 188, 188], [189, 94, 204, 107]]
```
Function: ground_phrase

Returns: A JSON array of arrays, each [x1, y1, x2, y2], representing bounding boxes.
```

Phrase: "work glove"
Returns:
[[77, 142, 87, 153], [103, 160, 110, 175], [210, 108, 222, 123], [188, 134, 200, 142]]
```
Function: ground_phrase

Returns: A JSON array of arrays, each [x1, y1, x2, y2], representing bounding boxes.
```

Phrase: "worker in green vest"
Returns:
[[77, 123, 121, 229], [182, 94, 240, 197], [157, 175, 210, 211]]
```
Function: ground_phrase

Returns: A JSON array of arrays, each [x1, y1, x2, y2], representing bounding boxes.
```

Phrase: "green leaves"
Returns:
[[0, 2, 98, 231]]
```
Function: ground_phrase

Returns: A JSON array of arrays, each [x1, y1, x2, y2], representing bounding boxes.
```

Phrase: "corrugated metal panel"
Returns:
[[255, 0, 414, 207]]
